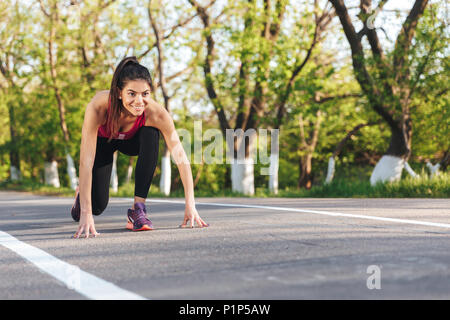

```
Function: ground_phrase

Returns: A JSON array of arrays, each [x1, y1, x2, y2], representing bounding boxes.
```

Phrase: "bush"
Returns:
[[1, 169, 448, 198]]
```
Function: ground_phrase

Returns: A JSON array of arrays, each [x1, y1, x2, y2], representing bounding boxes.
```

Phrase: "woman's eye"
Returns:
[[143, 92, 148, 97]]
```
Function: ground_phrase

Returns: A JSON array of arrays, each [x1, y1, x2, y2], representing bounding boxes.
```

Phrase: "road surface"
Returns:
[[0, 191, 449, 300]]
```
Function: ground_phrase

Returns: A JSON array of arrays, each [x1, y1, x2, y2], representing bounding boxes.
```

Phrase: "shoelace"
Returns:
[[133, 209, 152, 226]]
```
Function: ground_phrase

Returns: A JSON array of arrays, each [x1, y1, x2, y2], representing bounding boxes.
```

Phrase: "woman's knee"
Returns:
[[92, 197, 108, 216], [138, 126, 160, 156], [140, 126, 160, 140]]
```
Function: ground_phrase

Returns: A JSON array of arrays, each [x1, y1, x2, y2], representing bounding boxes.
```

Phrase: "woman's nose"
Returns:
[[135, 94, 144, 104]]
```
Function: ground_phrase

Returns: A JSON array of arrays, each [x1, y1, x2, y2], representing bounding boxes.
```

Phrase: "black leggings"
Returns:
[[91, 126, 160, 215]]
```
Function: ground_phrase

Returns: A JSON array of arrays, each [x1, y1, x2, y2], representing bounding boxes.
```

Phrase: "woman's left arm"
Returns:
[[155, 105, 209, 228]]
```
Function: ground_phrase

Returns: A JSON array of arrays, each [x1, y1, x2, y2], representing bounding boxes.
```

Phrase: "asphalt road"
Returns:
[[0, 190, 449, 300]]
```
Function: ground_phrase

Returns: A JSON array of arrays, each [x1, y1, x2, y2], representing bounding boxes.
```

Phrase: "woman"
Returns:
[[71, 56, 208, 238]]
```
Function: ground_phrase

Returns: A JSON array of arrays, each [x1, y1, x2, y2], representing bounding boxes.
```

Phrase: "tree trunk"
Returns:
[[370, 155, 405, 185], [160, 147, 171, 195], [227, 129, 257, 195], [231, 158, 255, 195], [259, 129, 279, 194], [370, 127, 409, 185], [404, 162, 418, 178], [297, 112, 322, 189], [298, 154, 313, 189], [324, 157, 336, 185], [110, 151, 118, 193], [268, 153, 279, 194], [426, 161, 440, 178], [325, 121, 378, 184], [66, 152, 79, 189], [224, 165, 231, 190], [7, 102, 21, 181], [439, 151, 450, 172], [10, 165, 21, 182], [426, 151, 449, 177], [44, 160, 60, 188]]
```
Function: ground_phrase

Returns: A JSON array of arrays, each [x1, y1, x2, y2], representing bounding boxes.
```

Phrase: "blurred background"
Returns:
[[0, 0, 448, 198]]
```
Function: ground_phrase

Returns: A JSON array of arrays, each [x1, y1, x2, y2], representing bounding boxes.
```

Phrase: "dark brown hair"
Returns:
[[106, 56, 154, 142]]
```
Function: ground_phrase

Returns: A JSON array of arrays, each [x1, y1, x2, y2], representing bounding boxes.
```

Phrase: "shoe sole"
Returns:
[[126, 221, 154, 231]]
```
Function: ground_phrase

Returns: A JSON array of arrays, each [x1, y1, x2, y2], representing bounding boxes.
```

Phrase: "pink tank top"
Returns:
[[98, 103, 146, 140]]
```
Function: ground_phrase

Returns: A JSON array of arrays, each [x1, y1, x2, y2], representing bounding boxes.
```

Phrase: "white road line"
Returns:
[[2, 197, 449, 229], [144, 199, 450, 230], [0, 231, 147, 300]]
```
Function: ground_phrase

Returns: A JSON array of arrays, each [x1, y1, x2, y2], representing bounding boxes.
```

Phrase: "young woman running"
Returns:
[[71, 56, 208, 238]]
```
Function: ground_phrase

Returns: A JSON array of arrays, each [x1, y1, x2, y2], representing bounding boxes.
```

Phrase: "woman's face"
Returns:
[[119, 80, 151, 117]]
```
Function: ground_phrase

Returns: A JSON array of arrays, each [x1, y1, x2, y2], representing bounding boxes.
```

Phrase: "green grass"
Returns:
[[0, 179, 75, 197], [1, 172, 448, 198], [258, 173, 449, 198]]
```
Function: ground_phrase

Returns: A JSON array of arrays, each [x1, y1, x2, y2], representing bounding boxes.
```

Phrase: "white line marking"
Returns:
[[143, 199, 450, 230], [0, 231, 147, 300], [2, 197, 449, 229]]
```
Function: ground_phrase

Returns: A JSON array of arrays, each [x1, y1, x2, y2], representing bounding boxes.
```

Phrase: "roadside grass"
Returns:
[[1, 171, 448, 198], [0, 179, 74, 197], [261, 172, 449, 198]]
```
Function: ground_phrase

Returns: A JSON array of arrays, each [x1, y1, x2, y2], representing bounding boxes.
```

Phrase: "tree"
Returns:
[[147, 0, 199, 195], [0, 0, 33, 181], [189, 0, 335, 194], [39, 0, 78, 188], [329, 0, 432, 185], [271, 0, 335, 190]]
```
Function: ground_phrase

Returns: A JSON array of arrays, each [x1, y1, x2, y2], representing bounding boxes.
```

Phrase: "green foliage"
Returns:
[[408, 3, 450, 161], [2, 168, 448, 199], [0, 0, 448, 199]]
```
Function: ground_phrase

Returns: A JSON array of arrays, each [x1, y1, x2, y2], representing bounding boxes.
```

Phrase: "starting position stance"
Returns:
[[71, 56, 208, 238]]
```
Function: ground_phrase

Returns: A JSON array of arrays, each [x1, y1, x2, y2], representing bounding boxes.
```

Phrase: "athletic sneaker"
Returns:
[[71, 190, 80, 222], [126, 202, 154, 231]]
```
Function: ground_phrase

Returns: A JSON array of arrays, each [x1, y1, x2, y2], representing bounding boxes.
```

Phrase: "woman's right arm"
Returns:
[[74, 91, 108, 239]]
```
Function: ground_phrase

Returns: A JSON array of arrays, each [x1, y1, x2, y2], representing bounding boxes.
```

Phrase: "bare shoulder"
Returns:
[[90, 90, 109, 112], [84, 90, 109, 127], [145, 99, 172, 129]]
